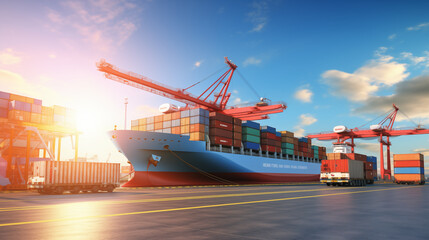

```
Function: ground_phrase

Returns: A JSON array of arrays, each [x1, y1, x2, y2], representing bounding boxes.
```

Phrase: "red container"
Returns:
[[209, 128, 232, 138], [233, 118, 242, 126], [394, 160, 423, 168], [345, 153, 367, 161], [209, 112, 233, 123], [261, 132, 277, 140], [233, 139, 241, 148], [209, 120, 233, 131], [233, 132, 242, 140], [365, 170, 374, 180], [364, 162, 373, 170], [190, 124, 205, 133], [233, 124, 242, 133], [261, 145, 276, 152], [261, 138, 277, 146], [209, 136, 232, 146]]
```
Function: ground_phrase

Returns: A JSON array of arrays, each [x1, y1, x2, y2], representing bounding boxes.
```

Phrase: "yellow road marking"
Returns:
[[0, 187, 351, 212], [0, 186, 420, 227]]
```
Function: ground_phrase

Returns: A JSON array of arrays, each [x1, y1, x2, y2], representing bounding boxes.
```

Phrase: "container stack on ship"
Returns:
[[393, 153, 425, 185], [320, 153, 377, 186]]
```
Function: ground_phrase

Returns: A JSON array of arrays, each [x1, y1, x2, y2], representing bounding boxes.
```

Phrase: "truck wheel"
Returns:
[[70, 186, 81, 194], [91, 186, 99, 193], [107, 185, 115, 193], [326, 183, 331, 186], [55, 187, 64, 195]]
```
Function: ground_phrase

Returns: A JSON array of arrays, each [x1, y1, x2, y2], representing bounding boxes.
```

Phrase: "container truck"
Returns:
[[28, 161, 120, 194], [320, 159, 369, 186]]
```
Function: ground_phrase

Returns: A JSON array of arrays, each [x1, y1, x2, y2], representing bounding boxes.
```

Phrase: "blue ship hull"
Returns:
[[109, 130, 321, 187]]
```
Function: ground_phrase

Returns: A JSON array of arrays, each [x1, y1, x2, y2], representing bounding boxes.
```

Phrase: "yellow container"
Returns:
[[180, 125, 190, 134], [53, 105, 66, 115], [163, 113, 172, 121], [180, 117, 190, 126], [138, 118, 147, 125], [25, 97, 34, 104], [42, 106, 54, 115], [131, 126, 138, 131], [138, 125, 146, 131], [31, 113, 41, 123], [41, 115, 53, 125], [190, 132, 205, 141]]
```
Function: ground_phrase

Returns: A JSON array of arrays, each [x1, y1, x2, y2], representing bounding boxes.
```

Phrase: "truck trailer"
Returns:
[[320, 159, 373, 186], [28, 161, 120, 194]]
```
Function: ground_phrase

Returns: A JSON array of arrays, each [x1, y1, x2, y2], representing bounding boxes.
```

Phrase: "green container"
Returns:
[[242, 134, 260, 143], [242, 127, 260, 137], [282, 148, 294, 155], [281, 142, 294, 149]]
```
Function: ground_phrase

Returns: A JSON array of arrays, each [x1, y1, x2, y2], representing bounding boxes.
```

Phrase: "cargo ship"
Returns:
[[97, 58, 324, 187], [110, 109, 324, 187]]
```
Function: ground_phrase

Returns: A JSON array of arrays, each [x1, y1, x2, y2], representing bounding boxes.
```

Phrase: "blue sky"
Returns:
[[1, 0, 429, 170]]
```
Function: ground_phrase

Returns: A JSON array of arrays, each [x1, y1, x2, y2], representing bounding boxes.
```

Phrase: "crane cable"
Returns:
[[183, 66, 228, 91], [236, 70, 261, 100], [164, 146, 238, 185], [398, 109, 421, 128], [356, 108, 392, 129]]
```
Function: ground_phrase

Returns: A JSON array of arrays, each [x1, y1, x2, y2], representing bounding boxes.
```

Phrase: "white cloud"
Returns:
[[299, 114, 317, 126], [388, 34, 396, 40], [322, 48, 409, 102], [407, 22, 429, 31], [233, 97, 242, 105], [294, 127, 305, 138], [46, 0, 140, 52], [294, 89, 313, 103], [243, 57, 262, 67], [401, 52, 429, 66], [356, 142, 379, 153], [194, 61, 202, 67], [247, 1, 268, 32], [354, 75, 429, 123], [413, 148, 429, 157], [232, 90, 239, 94], [0, 48, 22, 65], [135, 105, 160, 117]]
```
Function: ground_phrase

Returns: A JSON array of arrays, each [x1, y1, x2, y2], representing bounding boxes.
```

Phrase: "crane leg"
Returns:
[[386, 142, 391, 180], [380, 139, 385, 180]]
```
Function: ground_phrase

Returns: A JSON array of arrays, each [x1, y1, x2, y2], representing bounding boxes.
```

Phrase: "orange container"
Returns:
[[171, 112, 181, 120], [42, 106, 53, 115], [393, 153, 423, 161], [138, 118, 147, 125], [180, 125, 189, 134], [41, 115, 53, 125], [345, 153, 367, 161], [131, 126, 138, 131], [172, 126, 181, 134], [394, 174, 424, 182], [394, 160, 423, 168], [190, 132, 205, 141], [9, 94, 27, 102], [190, 124, 205, 133], [154, 122, 163, 130], [163, 113, 172, 121], [180, 117, 190, 126], [30, 113, 41, 123], [154, 115, 163, 123], [8, 110, 31, 122], [138, 125, 146, 131]]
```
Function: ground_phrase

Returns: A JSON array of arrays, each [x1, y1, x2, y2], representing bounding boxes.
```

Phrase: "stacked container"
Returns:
[[312, 146, 319, 159], [242, 120, 260, 150], [366, 156, 378, 180], [0, 91, 10, 119], [209, 112, 233, 146], [260, 126, 281, 153], [280, 131, 295, 155], [298, 137, 312, 158], [232, 118, 242, 148], [318, 146, 327, 160], [131, 108, 209, 141], [393, 153, 425, 185]]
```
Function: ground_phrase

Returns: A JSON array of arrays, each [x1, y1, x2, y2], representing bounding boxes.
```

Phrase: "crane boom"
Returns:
[[96, 58, 287, 120]]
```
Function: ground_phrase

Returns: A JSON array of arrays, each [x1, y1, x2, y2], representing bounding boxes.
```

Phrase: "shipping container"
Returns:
[[190, 124, 206, 133], [260, 125, 276, 134], [28, 161, 120, 194], [394, 160, 423, 168], [190, 108, 209, 117], [209, 136, 232, 146], [345, 153, 367, 161], [394, 174, 425, 185], [0, 91, 10, 100], [261, 145, 277, 152], [282, 148, 294, 155], [281, 142, 294, 149], [242, 126, 260, 136], [0, 99, 8, 109], [180, 109, 190, 118], [243, 141, 260, 150], [162, 113, 172, 121], [242, 134, 260, 143], [154, 115, 163, 123], [131, 119, 139, 127], [138, 125, 146, 131], [172, 111, 181, 120], [393, 153, 423, 161], [233, 124, 242, 133], [209, 112, 233, 123], [138, 118, 147, 125], [190, 115, 207, 125], [210, 120, 233, 131], [0, 108, 7, 118], [320, 159, 367, 186], [394, 167, 424, 174], [233, 118, 242, 126], [180, 117, 190, 126], [172, 119, 181, 127], [242, 120, 260, 129], [280, 131, 294, 138], [190, 132, 205, 141], [209, 128, 233, 138]]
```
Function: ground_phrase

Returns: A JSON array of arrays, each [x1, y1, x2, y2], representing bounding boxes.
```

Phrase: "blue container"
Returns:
[[394, 167, 424, 174], [10, 100, 31, 112], [204, 117, 209, 125], [0, 91, 10, 100], [190, 115, 205, 124], [33, 99, 42, 105], [0, 108, 8, 118], [242, 120, 260, 130], [243, 141, 260, 150], [190, 108, 209, 117], [299, 137, 308, 143], [260, 125, 276, 134], [275, 132, 281, 137]]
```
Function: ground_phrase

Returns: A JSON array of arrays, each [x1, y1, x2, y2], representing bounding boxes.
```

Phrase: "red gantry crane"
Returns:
[[96, 57, 286, 120], [307, 104, 429, 180]]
